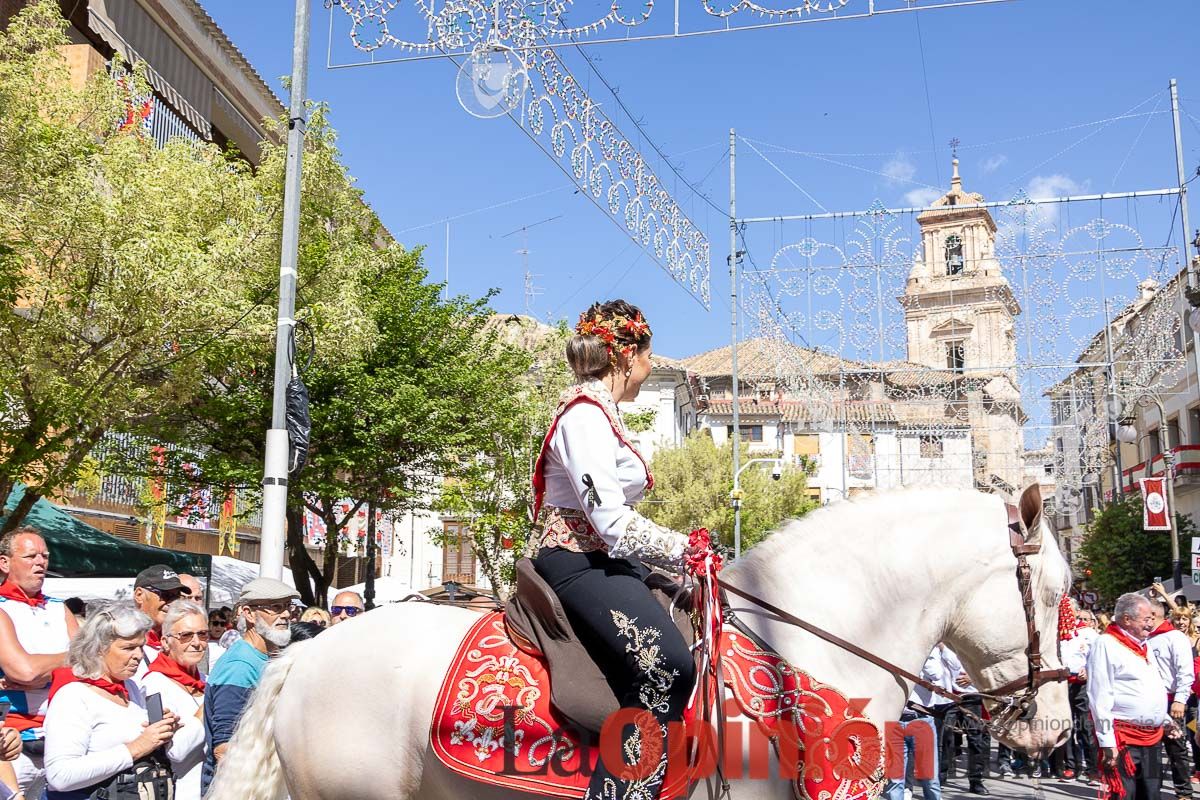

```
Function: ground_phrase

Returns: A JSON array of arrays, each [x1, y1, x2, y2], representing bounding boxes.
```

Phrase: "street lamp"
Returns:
[[731, 457, 783, 559], [1118, 390, 1182, 590]]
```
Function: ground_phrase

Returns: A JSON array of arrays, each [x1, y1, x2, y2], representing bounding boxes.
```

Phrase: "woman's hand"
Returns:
[[0, 728, 20, 762], [126, 711, 180, 760]]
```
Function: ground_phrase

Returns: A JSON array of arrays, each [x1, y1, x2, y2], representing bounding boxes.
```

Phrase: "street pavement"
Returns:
[[939, 772, 1191, 800], [940, 774, 1101, 800]]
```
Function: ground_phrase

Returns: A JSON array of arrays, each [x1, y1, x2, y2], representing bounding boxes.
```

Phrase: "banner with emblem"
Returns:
[[1140, 477, 1171, 530]]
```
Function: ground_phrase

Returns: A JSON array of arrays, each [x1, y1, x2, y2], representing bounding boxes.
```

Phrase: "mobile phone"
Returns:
[[146, 693, 163, 724], [1155, 576, 1163, 585], [0, 701, 10, 725]]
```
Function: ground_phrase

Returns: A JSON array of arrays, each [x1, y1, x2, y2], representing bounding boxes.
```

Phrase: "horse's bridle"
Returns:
[[721, 501, 1070, 726]]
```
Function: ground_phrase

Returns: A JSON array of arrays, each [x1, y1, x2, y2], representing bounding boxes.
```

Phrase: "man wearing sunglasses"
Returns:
[[202, 577, 299, 795], [132, 564, 188, 679], [329, 591, 365, 625]]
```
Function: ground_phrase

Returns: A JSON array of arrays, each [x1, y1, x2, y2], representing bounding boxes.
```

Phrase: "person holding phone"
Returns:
[[42, 602, 179, 800], [139, 601, 207, 800]]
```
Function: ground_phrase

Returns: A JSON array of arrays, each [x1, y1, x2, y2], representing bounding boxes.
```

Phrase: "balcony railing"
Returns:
[[1120, 444, 1200, 492]]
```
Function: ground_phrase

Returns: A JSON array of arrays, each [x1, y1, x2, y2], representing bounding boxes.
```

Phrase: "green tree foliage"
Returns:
[[133, 108, 528, 605], [432, 318, 574, 597], [643, 432, 818, 551], [1077, 497, 1194, 603], [0, 2, 277, 530]]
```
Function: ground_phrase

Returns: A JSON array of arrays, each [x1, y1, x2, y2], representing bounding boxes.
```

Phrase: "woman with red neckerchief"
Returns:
[[139, 601, 207, 800], [42, 603, 179, 800], [530, 300, 707, 800]]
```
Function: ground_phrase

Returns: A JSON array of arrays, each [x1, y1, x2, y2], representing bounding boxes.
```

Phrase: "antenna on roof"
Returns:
[[501, 215, 561, 316]]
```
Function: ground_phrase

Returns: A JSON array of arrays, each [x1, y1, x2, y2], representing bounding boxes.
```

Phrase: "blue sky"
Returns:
[[201, 0, 1200, 361]]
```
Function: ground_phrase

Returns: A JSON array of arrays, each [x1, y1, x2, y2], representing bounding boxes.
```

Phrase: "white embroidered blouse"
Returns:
[[540, 381, 688, 564]]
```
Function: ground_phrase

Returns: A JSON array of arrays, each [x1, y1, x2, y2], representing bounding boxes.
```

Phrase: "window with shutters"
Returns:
[[442, 521, 476, 584]]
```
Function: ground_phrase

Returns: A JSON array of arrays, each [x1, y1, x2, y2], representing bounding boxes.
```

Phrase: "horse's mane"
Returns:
[[737, 487, 1070, 595], [739, 487, 994, 562]]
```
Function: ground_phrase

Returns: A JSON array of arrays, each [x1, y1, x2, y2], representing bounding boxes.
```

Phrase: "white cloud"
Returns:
[[1019, 173, 1089, 227], [1026, 173, 1083, 200], [903, 188, 942, 208], [882, 152, 917, 185], [981, 154, 1008, 174]]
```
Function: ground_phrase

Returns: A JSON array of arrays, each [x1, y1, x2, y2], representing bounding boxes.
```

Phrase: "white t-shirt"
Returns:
[[139, 672, 205, 800], [0, 595, 72, 732], [43, 680, 146, 792]]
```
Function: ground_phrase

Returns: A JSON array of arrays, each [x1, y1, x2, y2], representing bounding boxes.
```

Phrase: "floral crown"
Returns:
[[575, 310, 652, 365]]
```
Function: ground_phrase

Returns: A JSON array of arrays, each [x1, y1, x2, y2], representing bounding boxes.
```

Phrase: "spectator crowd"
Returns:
[[0, 526, 370, 800], [3, 519, 1198, 800], [892, 585, 1200, 800]]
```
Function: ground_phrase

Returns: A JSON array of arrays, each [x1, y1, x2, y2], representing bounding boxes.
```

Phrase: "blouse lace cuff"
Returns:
[[609, 515, 688, 566]]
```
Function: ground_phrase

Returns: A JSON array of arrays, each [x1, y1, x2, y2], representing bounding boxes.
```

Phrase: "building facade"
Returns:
[[686, 163, 1026, 504]]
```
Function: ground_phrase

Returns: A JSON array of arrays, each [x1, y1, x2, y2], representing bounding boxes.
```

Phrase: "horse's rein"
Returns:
[[720, 502, 1070, 727]]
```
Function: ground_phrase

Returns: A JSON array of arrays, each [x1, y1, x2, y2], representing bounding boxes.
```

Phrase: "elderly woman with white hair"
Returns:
[[139, 601, 207, 800], [42, 602, 180, 800]]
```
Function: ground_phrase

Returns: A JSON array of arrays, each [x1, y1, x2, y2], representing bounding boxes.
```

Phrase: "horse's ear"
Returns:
[[1018, 483, 1044, 544]]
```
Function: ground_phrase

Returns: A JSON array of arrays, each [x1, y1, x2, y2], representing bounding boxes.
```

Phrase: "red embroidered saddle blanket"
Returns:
[[430, 611, 884, 800]]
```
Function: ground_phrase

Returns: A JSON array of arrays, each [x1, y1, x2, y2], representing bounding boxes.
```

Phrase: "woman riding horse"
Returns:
[[531, 299, 705, 800]]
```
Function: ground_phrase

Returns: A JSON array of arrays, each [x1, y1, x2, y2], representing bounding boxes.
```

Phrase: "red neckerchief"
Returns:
[[146, 653, 206, 694], [1149, 620, 1175, 638], [47, 666, 129, 703], [1105, 623, 1149, 661], [0, 580, 45, 608], [145, 628, 162, 650]]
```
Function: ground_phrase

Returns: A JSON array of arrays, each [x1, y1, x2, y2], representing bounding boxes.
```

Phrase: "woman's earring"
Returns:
[[624, 368, 633, 378]]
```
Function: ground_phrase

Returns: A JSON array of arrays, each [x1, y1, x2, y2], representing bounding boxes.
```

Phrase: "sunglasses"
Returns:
[[330, 605, 362, 618], [251, 602, 291, 616], [149, 588, 185, 603], [168, 630, 210, 643]]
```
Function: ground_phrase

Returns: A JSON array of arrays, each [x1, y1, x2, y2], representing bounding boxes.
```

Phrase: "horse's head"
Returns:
[[944, 483, 1072, 757]]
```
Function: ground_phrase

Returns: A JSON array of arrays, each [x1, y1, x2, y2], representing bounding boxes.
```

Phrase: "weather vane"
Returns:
[[949, 137, 960, 159]]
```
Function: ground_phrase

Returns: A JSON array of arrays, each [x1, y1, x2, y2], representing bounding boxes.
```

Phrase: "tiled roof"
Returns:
[[702, 399, 954, 425], [680, 338, 872, 378]]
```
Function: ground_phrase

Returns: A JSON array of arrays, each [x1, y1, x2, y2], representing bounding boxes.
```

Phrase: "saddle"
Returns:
[[502, 557, 693, 735], [429, 564, 883, 800]]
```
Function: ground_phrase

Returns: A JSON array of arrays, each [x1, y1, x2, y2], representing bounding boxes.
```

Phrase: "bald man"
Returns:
[[330, 591, 365, 624]]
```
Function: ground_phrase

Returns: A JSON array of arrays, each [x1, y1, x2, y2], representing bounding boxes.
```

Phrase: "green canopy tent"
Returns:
[[2, 485, 211, 579]]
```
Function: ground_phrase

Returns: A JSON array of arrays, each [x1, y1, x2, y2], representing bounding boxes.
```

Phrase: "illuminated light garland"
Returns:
[[520, 47, 710, 305], [735, 193, 1182, 519]]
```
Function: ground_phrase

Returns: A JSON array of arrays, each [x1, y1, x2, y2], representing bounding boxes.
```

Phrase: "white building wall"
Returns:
[[385, 507, 447, 593]]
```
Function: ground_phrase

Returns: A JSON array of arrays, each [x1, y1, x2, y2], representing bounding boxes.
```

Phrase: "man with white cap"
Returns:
[[201, 577, 298, 794]]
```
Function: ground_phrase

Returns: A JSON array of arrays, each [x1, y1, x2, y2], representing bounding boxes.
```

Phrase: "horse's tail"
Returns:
[[205, 642, 304, 800]]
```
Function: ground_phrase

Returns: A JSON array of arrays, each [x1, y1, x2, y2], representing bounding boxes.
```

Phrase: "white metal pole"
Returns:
[[1172, 80, 1196, 285], [729, 129, 743, 559], [259, 0, 312, 580]]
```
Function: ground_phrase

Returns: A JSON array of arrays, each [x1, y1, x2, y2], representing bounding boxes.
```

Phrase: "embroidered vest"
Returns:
[[529, 383, 653, 556]]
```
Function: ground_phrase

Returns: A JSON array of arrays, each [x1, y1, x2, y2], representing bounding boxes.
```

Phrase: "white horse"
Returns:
[[208, 486, 1072, 800]]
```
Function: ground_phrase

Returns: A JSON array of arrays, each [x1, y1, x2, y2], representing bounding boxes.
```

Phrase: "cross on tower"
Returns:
[[949, 137, 961, 159]]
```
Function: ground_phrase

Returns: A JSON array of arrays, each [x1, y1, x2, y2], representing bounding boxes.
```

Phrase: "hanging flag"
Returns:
[[218, 489, 238, 556], [148, 445, 167, 547], [1141, 477, 1171, 530]]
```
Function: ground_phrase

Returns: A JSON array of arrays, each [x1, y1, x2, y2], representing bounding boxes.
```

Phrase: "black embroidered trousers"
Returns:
[[534, 547, 695, 800]]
